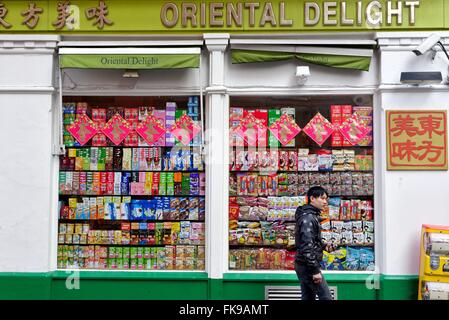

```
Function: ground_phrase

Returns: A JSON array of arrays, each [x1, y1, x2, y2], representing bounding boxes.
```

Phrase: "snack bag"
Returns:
[[359, 248, 375, 271], [346, 247, 361, 270]]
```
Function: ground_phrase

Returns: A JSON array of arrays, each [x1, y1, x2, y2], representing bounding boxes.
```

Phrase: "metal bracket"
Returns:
[[52, 144, 66, 156]]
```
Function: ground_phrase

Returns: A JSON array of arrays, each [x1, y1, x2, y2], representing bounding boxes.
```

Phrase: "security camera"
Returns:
[[413, 34, 441, 56], [296, 66, 310, 85]]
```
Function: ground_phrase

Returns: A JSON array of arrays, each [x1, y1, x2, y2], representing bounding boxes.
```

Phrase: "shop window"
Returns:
[[228, 96, 374, 271], [57, 96, 205, 271]]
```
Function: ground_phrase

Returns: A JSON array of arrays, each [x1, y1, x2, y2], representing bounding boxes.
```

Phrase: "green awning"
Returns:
[[231, 47, 372, 72], [59, 48, 201, 69]]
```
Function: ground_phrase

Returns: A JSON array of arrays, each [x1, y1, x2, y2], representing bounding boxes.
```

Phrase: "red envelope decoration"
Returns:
[[234, 113, 267, 146], [101, 114, 132, 145], [269, 114, 301, 146], [135, 115, 166, 146], [66, 114, 98, 146], [302, 112, 334, 146], [339, 113, 371, 146], [170, 114, 201, 145]]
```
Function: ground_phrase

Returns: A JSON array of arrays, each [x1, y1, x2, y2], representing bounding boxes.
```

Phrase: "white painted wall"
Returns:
[[378, 32, 449, 275], [0, 36, 58, 272]]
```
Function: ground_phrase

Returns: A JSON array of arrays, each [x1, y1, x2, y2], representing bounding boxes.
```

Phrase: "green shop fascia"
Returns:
[[1, 0, 441, 300]]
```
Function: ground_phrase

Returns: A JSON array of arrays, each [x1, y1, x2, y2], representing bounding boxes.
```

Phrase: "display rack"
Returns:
[[228, 101, 375, 271], [57, 97, 206, 271]]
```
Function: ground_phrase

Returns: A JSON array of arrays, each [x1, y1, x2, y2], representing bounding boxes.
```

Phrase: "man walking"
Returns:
[[295, 186, 333, 300]]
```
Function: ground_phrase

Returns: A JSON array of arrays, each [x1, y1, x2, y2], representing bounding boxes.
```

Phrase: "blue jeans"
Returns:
[[295, 263, 333, 300]]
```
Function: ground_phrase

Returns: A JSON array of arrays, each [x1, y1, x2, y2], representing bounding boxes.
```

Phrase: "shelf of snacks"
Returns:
[[57, 244, 205, 270], [228, 101, 374, 272], [58, 97, 206, 271]]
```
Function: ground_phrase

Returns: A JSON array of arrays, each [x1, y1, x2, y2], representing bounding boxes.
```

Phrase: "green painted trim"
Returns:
[[0, 273, 52, 300], [224, 272, 374, 282], [0, 272, 420, 300], [231, 49, 371, 71], [379, 275, 419, 300], [209, 279, 224, 300], [60, 54, 200, 69], [51, 271, 208, 280]]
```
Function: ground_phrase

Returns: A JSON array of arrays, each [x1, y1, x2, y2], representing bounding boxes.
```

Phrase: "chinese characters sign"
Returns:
[[387, 110, 447, 170]]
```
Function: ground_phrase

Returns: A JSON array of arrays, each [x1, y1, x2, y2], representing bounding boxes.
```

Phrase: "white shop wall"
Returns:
[[379, 34, 449, 275], [0, 36, 58, 272]]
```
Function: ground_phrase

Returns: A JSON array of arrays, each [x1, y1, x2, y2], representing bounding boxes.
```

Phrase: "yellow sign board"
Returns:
[[386, 110, 448, 170], [0, 0, 444, 33]]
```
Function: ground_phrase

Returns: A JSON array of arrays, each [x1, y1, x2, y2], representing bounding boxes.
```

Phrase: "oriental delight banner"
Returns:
[[386, 110, 448, 170]]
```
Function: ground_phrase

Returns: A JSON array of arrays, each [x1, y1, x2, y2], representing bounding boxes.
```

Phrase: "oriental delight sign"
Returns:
[[387, 110, 448, 170]]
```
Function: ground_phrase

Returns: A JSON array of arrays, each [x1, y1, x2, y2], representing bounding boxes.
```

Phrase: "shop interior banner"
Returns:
[[386, 110, 448, 170]]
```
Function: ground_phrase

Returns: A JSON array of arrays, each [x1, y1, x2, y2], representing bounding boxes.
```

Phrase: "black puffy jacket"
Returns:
[[294, 204, 325, 275]]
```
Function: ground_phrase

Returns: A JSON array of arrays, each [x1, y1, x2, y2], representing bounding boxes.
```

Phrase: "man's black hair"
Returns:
[[307, 186, 328, 201]]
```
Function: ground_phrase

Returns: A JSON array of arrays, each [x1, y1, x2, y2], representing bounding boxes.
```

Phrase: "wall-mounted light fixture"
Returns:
[[122, 69, 139, 78], [400, 71, 442, 84], [296, 66, 310, 85]]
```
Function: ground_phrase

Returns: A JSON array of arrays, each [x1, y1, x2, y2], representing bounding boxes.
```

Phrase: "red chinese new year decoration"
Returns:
[[101, 114, 132, 145], [268, 114, 301, 146], [66, 114, 99, 146], [170, 114, 202, 145], [234, 113, 267, 146], [135, 115, 166, 146], [339, 113, 371, 146], [302, 113, 334, 146]]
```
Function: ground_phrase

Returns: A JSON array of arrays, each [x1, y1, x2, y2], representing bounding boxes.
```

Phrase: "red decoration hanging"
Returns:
[[135, 115, 166, 146], [170, 114, 202, 145], [268, 113, 301, 146], [66, 114, 99, 146], [234, 113, 267, 146], [101, 114, 132, 146], [339, 113, 371, 146], [302, 112, 335, 146]]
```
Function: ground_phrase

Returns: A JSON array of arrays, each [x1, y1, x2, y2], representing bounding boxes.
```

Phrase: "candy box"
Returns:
[[341, 231, 353, 245], [340, 200, 351, 220], [363, 221, 374, 233], [352, 220, 363, 233], [364, 232, 374, 245], [297, 149, 309, 171], [318, 154, 333, 172], [321, 230, 332, 244], [331, 221, 343, 233], [331, 232, 342, 245], [288, 151, 298, 171], [361, 201, 374, 220], [320, 219, 331, 231], [278, 151, 289, 171], [352, 232, 365, 245], [342, 221, 353, 233], [305, 154, 319, 171]]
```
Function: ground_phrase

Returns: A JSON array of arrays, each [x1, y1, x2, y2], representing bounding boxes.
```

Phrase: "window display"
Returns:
[[228, 96, 374, 271], [57, 96, 205, 271]]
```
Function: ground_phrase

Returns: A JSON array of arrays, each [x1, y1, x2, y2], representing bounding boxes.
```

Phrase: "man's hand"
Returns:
[[312, 273, 323, 284]]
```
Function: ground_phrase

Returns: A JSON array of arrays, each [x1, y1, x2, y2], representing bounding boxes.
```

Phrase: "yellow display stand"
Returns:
[[418, 224, 449, 300]]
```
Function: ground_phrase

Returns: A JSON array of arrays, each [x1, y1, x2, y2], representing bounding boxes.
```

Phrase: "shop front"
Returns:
[[0, 0, 448, 300]]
